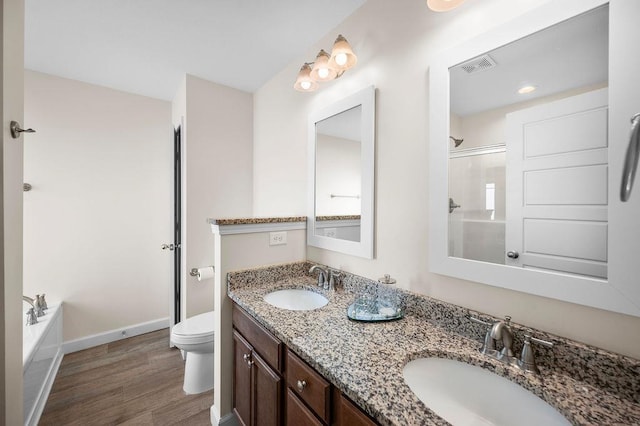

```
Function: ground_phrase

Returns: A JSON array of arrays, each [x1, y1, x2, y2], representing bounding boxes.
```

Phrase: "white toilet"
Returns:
[[170, 311, 215, 394]]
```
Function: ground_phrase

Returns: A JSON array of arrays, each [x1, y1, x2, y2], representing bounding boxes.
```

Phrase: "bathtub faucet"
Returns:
[[23, 296, 39, 325], [23, 295, 45, 317]]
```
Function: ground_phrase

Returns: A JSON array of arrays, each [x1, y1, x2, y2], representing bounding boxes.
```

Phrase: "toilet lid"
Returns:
[[171, 311, 215, 341]]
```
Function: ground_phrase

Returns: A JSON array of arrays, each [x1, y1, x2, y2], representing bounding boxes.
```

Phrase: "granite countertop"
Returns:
[[228, 263, 640, 426], [212, 216, 306, 226]]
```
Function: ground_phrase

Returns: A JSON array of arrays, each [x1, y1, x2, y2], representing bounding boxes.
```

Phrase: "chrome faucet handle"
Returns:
[[469, 316, 497, 354], [518, 334, 553, 374], [33, 294, 45, 317], [37, 294, 48, 311], [26, 308, 38, 326], [330, 270, 342, 287]]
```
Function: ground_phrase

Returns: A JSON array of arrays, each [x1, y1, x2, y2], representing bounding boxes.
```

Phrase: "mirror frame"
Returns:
[[307, 85, 375, 258], [428, 0, 640, 316]]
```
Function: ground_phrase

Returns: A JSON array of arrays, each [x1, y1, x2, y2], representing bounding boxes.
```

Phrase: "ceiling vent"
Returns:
[[459, 54, 497, 74]]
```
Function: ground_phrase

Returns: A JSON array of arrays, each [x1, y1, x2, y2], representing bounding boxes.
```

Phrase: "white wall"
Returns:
[[252, 0, 640, 358], [316, 134, 360, 216], [173, 74, 253, 319], [212, 226, 306, 423], [23, 71, 172, 342]]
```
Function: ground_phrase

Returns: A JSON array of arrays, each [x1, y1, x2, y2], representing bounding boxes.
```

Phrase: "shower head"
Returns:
[[449, 136, 464, 147]]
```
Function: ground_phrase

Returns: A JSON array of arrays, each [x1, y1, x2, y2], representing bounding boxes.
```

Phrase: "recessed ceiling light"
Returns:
[[518, 85, 537, 95], [427, 0, 466, 12]]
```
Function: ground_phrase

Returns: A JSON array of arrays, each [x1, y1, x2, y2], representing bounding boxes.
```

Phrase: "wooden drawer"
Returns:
[[286, 388, 323, 426], [233, 304, 283, 373], [286, 349, 330, 424]]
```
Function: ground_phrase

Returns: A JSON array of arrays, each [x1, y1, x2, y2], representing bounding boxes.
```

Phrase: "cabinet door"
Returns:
[[233, 331, 252, 426], [332, 389, 378, 426], [286, 388, 323, 426], [252, 352, 282, 426]]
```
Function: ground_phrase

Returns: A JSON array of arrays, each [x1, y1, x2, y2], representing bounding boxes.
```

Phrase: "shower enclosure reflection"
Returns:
[[448, 147, 505, 264]]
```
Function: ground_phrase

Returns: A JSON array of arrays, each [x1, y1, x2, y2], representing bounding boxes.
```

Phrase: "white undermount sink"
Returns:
[[403, 357, 570, 426], [263, 289, 329, 311]]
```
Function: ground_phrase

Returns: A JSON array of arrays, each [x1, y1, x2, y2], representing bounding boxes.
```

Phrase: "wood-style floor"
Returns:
[[39, 328, 213, 425]]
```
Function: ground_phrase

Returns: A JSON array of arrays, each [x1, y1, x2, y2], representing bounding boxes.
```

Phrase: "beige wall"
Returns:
[[173, 74, 253, 319], [253, 0, 640, 359], [23, 70, 172, 342]]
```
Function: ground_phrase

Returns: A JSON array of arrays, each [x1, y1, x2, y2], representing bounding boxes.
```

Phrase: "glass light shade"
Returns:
[[427, 0, 466, 12], [294, 63, 319, 92], [328, 35, 357, 71], [310, 50, 338, 82]]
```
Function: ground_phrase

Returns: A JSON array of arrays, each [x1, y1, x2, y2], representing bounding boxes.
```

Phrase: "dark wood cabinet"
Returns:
[[286, 388, 324, 426], [332, 388, 378, 426], [232, 302, 379, 426], [233, 331, 253, 426], [233, 306, 283, 426]]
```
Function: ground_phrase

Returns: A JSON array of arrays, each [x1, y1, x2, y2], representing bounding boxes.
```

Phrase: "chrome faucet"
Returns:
[[490, 315, 514, 358], [309, 265, 337, 291], [469, 315, 554, 375], [23, 295, 45, 317], [23, 296, 40, 325], [309, 264, 328, 286]]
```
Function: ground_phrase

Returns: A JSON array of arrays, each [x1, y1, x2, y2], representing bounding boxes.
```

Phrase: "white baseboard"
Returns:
[[62, 317, 170, 354], [210, 405, 238, 426]]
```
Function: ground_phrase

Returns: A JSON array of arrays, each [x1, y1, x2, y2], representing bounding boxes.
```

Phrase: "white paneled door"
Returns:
[[505, 88, 609, 279]]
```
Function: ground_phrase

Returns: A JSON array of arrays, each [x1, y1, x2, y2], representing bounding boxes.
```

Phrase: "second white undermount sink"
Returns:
[[403, 357, 570, 426], [263, 289, 329, 311]]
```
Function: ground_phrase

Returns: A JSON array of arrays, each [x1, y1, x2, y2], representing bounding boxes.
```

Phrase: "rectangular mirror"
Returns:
[[448, 4, 608, 280], [307, 86, 375, 258], [429, 0, 640, 317]]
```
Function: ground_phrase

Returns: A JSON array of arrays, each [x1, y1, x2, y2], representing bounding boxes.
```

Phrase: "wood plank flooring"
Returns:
[[39, 328, 213, 425]]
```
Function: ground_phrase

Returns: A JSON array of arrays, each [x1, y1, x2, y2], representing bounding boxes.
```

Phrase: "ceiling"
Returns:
[[25, 0, 367, 101], [450, 4, 608, 117]]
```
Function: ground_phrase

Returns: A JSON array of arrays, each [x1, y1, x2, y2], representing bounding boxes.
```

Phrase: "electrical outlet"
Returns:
[[269, 231, 287, 246]]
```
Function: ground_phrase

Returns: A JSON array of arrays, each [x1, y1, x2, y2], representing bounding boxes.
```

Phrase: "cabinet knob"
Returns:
[[296, 379, 307, 392], [243, 353, 253, 368]]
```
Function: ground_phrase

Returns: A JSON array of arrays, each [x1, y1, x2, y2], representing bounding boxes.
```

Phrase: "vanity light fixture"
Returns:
[[427, 0, 466, 12], [294, 34, 357, 92], [517, 85, 537, 94]]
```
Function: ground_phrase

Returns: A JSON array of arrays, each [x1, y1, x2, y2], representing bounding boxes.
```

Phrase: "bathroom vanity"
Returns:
[[228, 262, 640, 425], [232, 299, 376, 426]]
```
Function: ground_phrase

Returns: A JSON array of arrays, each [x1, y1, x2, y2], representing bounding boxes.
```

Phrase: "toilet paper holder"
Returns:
[[190, 266, 215, 279]]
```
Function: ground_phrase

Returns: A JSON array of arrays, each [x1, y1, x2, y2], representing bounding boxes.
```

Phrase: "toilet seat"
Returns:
[[171, 311, 215, 345]]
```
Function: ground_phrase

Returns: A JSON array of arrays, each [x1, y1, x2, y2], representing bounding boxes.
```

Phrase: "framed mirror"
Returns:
[[307, 86, 375, 258], [429, 0, 640, 316]]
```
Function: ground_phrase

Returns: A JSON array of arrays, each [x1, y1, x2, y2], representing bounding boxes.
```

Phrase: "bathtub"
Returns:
[[23, 303, 63, 426]]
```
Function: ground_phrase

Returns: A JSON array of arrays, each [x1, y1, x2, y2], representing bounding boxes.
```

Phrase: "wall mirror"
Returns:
[[429, 0, 640, 316], [307, 86, 375, 258]]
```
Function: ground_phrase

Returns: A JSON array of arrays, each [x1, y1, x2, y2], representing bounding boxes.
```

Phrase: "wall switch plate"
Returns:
[[269, 231, 287, 246]]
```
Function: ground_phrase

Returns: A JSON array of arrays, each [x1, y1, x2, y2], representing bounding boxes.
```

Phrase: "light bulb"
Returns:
[[335, 53, 348, 66], [318, 68, 330, 79], [300, 81, 311, 90]]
